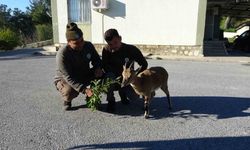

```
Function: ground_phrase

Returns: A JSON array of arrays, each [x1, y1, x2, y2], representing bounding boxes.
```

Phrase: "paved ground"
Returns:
[[0, 49, 250, 150]]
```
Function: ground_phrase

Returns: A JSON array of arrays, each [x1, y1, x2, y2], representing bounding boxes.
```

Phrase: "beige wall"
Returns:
[[91, 0, 206, 46], [77, 24, 92, 42], [54, 0, 207, 46], [52, 0, 92, 44], [196, 0, 207, 45]]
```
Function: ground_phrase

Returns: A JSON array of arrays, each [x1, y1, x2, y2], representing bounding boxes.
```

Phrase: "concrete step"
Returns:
[[42, 45, 58, 52], [203, 41, 228, 56]]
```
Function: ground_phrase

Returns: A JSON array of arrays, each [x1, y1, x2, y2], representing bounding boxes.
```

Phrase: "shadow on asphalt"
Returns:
[[111, 96, 250, 120], [67, 136, 250, 150], [168, 96, 250, 119], [71, 96, 250, 120], [0, 48, 55, 60]]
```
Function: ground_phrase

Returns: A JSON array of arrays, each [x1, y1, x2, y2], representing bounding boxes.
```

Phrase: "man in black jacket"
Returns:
[[102, 29, 148, 112], [54, 22, 103, 110]]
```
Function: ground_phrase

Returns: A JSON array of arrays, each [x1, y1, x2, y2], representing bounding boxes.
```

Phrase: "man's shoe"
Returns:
[[63, 101, 72, 111], [106, 101, 116, 113]]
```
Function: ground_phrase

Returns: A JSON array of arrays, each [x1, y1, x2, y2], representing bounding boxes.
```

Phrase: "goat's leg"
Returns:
[[151, 91, 155, 97], [144, 96, 150, 119], [161, 85, 172, 110]]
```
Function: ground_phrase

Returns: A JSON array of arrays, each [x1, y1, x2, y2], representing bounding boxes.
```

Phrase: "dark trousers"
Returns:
[[105, 73, 139, 103]]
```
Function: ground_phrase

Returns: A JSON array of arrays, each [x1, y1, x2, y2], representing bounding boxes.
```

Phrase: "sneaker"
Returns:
[[63, 101, 72, 111], [106, 101, 116, 113], [106, 90, 116, 112]]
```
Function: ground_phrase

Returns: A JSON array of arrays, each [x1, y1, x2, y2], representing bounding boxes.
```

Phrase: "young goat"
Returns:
[[121, 62, 172, 118]]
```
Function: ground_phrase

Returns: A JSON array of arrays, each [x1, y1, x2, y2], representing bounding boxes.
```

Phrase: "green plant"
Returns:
[[86, 77, 120, 111], [223, 28, 236, 32], [0, 28, 20, 50], [35, 24, 52, 41]]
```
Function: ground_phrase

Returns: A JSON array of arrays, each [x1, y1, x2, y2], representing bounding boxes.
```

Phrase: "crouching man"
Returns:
[[54, 22, 103, 110], [102, 29, 148, 112]]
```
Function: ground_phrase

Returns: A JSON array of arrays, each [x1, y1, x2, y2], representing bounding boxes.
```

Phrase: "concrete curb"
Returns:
[[145, 54, 250, 63], [38, 45, 250, 63]]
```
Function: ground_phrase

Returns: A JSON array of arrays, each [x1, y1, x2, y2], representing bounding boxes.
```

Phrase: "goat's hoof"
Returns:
[[144, 114, 149, 119]]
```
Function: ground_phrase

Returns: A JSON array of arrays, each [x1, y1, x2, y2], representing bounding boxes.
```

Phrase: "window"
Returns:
[[68, 0, 91, 23]]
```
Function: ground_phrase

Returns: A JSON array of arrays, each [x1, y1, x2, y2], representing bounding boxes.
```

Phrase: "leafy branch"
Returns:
[[86, 77, 120, 111]]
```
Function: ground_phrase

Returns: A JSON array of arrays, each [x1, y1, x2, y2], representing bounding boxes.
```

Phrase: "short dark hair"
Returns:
[[104, 29, 120, 41]]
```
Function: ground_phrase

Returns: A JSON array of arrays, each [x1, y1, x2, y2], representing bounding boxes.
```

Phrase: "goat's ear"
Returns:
[[135, 66, 142, 75]]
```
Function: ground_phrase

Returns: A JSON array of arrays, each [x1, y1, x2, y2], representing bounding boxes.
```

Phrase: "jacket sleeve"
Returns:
[[89, 42, 102, 69], [101, 47, 113, 73], [131, 46, 148, 72], [56, 48, 87, 93]]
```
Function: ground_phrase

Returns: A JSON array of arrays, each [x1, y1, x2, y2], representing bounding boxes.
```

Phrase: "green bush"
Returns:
[[224, 28, 236, 32], [0, 28, 21, 50], [35, 24, 52, 41]]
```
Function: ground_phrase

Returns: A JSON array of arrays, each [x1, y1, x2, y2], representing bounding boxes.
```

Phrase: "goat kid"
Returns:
[[121, 62, 172, 118]]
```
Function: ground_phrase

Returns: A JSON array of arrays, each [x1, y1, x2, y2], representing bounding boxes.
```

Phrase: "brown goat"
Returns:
[[121, 62, 172, 118]]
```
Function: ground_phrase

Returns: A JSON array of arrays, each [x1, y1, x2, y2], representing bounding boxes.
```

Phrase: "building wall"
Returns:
[[52, 0, 207, 56], [196, 0, 207, 45], [77, 24, 92, 42], [91, 0, 206, 46], [56, 0, 68, 43], [51, 0, 59, 43], [52, 0, 92, 44]]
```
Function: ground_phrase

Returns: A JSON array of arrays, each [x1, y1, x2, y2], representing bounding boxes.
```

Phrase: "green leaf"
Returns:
[[86, 77, 121, 111]]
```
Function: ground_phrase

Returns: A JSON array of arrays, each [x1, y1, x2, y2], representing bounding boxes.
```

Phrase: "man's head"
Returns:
[[104, 29, 122, 51], [66, 22, 84, 50]]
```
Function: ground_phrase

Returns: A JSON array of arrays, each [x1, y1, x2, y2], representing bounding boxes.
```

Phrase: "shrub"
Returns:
[[35, 24, 52, 41], [0, 28, 21, 50]]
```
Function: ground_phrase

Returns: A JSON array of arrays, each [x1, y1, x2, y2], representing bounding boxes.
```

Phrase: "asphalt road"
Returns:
[[0, 52, 250, 150]]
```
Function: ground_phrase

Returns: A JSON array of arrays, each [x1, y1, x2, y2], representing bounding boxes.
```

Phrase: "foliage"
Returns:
[[35, 24, 52, 41], [1, 0, 52, 47], [27, 0, 51, 25], [86, 78, 120, 111], [223, 28, 236, 32], [0, 28, 20, 50], [220, 16, 250, 31], [9, 8, 35, 40], [0, 4, 11, 28]]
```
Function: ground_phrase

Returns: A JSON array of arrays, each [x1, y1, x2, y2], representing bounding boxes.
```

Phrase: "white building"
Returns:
[[51, 0, 250, 56]]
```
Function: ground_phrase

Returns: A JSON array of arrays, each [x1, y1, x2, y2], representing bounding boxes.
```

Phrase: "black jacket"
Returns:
[[102, 43, 148, 77]]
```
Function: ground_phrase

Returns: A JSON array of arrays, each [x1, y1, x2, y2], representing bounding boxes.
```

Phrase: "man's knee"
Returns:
[[55, 79, 79, 101]]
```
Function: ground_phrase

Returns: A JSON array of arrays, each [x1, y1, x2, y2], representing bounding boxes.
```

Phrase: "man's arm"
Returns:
[[131, 45, 148, 72], [88, 42, 102, 69], [56, 47, 87, 93], [101, 47, 113, 73]]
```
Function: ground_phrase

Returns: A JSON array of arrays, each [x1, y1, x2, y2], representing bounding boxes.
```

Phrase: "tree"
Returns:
[[9, 8, 35, 40], [224, 16, 231, 29], [27, 0, 51, 25], [0, 4, 11, 28]]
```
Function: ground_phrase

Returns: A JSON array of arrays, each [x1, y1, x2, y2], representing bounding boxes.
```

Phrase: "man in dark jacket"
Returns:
[[54, 22, 103, 110], [102, 29, 148, 112]]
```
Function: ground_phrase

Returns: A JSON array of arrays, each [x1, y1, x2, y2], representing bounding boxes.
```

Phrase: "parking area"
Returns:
[[0, 52, 250, 149]]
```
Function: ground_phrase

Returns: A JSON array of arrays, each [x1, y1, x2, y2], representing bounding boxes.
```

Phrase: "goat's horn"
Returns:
[[123, 61, 128, 69], [129, 61, 134, 69]]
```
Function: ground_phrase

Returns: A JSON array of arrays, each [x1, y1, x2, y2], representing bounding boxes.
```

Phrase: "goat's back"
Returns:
[[137, 67, 168, 91]]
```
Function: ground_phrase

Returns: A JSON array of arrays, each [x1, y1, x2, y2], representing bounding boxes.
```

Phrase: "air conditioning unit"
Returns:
[[92, 0, 109, 10]]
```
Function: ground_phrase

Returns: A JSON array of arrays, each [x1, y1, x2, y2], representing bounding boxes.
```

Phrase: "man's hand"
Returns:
[[85, 88, 93, 97], [94, 68, 103, 78]]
